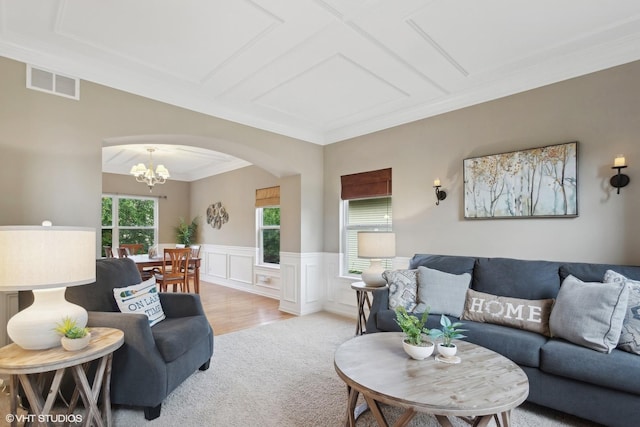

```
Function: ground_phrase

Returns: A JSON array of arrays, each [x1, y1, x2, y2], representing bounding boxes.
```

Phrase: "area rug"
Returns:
[[108, 312, 601, 427]]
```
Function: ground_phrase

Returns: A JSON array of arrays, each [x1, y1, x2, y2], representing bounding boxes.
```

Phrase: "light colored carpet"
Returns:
[[111, 312, 600, 427]]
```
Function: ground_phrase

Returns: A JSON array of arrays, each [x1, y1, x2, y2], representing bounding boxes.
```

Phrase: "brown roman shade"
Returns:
[[341, 168, 392, 200], [255, 186, 280, 207]]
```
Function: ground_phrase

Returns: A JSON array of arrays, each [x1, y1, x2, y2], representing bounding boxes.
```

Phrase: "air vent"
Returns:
[[26, 65, 79, 100]]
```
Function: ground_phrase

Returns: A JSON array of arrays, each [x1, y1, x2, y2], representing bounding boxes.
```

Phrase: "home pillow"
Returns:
[[604, 270, 640, 354], [384, 269, 418, 312], [113, 277, 166, 326], [549, 275, 628, 353], [416, 266, 471, 317], [461, 289, 554, 336]]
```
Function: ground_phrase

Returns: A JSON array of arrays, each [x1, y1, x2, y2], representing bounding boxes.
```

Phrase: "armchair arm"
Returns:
[[87, 311, 167, 407], [159, 293, 206, 318], [365, 288, 390, 333]]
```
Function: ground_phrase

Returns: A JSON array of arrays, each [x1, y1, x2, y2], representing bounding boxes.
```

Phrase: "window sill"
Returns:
[[255, 263, 280, 270]]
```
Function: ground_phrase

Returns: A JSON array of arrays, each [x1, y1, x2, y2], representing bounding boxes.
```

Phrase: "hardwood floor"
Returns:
[[196, 280, 295, 335]]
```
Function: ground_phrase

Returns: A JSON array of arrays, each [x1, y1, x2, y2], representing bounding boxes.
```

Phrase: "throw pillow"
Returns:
[[461, 289, 554, 336], [113, 277, 166, 326], [604, 270, 640, 354], [384, 269, 418, 312], [549, 275, 629, 353], [416, 266, 471, 317]]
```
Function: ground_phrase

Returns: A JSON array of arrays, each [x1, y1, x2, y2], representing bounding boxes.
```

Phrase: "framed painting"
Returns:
[[463, 142, 578, 219]]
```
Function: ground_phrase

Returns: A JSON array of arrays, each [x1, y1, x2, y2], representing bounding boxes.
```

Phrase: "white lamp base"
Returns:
[[7, 287, 88, 350], [361, 259, 387, 287]]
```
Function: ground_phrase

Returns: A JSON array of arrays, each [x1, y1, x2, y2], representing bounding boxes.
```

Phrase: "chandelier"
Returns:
[[129, 148, 170, 191]]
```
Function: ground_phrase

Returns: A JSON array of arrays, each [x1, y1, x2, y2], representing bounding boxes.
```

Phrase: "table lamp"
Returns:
[[0, 222, 96, 349], [357, 231, 396, 287]]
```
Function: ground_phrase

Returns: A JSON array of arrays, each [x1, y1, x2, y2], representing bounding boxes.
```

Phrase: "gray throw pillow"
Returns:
[[604, 270, 640, 354], [549, 275, 629, 353], [383, 269, 417, 312], [415, 266, 471, 317]]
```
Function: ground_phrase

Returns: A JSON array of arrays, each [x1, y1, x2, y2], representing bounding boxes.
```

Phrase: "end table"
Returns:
[[351, 281, 388, 335], [0, 327, 124, 427]]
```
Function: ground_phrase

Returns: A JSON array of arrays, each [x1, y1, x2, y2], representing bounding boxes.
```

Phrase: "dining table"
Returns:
[[129, 254, 202, 293]]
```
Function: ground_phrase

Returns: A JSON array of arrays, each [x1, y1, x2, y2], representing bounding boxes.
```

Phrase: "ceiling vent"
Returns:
[[26, 65, 79, 100]]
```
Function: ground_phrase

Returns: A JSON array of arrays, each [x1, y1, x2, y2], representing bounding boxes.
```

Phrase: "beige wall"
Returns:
[[0, 56, 324, 254], [324, 60, 640, 264]]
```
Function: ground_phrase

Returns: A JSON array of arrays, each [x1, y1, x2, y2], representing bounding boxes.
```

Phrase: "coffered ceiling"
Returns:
[[2, 1, 640, 177]]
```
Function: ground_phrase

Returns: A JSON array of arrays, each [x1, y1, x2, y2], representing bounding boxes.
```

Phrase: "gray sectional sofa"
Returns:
[[366, 254, 640, 427]]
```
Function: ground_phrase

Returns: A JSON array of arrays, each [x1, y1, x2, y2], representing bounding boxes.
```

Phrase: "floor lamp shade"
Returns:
[[0, 225, 96, 349], [357, 232, 396, 287]]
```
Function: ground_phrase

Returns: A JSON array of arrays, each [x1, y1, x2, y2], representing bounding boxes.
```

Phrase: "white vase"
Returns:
[[437, 342, 457, 358], [402, 339, 435, 360], [61, 333, 91, 351]]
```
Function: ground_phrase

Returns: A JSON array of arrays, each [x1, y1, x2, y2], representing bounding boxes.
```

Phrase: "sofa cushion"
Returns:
[[415, 266, 471, 317], [473, 257, 561, 299], [541, 339, 640, 395], [549, 275, 628, 353], [151, 315, 211, 362], [113, 277, 166, 326], [560, 262, 640, 282], [409, 254, 476, 276], [461, 289, 554, 336], [460, 319, 548, 368], [604, 270, 640, 354], [383, 269, 418, 312]]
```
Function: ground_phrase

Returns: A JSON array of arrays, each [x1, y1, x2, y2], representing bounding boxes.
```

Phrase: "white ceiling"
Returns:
[[2, 1, 640, 178]]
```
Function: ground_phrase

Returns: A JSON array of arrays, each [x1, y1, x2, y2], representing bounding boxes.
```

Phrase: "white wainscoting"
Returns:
[[279, 252, 324, 315], [0, 291, 19, 347]]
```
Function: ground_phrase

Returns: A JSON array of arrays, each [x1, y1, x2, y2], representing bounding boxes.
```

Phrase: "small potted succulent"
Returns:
[[55, 317, 91, 351], [429, 314, 467, 358], [395, 306, 434, 360]]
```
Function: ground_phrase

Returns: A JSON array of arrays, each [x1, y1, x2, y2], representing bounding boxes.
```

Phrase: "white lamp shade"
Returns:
[[0, 225, 96, 349], [0, 226, 96, 291], [357, 231, 396, 259]]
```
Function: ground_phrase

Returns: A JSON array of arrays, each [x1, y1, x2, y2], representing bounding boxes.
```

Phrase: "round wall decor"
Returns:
[[206, 202, 229, 229]]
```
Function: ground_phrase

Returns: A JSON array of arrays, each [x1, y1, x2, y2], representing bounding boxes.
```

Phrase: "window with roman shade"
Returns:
[[256, 186, 280, 265], [340, 169, 392, 275]]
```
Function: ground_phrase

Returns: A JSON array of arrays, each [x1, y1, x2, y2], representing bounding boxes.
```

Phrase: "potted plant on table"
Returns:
[[395, 306, 434, 360], [55, 317, 91, 351], [429, 314, 467, 358]]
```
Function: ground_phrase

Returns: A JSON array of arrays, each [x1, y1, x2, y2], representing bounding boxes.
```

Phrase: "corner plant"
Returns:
[[176, 216, 199, 246], [429, 314, 467, 347], [54, 317, 89, 339], [395, 306, 431, 346]]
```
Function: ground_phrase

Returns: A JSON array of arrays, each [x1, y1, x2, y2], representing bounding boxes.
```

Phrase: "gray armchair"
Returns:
[[19, 257, 214, 420]]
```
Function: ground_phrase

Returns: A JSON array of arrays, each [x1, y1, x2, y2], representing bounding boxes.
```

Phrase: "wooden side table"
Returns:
[[0, 327, 124, 427], [351, 281, 388, 335]]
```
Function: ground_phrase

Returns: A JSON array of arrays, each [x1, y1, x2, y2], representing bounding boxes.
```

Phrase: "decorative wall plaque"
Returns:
[[206, 202, 229, 229]]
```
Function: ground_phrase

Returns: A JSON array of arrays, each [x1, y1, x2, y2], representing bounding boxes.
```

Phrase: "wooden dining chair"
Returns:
[[185, 245, 201, 293], [117, 247, 130, 258], [103, 246, 114, 258], [154, 248, 191, 292], [121, 243, 144, 255]]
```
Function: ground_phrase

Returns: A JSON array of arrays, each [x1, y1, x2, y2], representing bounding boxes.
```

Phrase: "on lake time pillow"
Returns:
[[549, 275, 628, 353], [384, 269, 418, 312], [604, 270, 640, 354], [113, 277, 166, 326], [461, 289, 554, 336], [415, 266, 471, 317]]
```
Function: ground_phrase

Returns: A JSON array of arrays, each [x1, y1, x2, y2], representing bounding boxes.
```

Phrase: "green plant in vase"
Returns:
[[429, 314, 467, 358], [54, 316, 89, 339], [395, 306, 434, 360]]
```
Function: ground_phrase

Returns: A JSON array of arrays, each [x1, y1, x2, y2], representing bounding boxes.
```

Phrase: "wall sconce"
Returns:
[[433, 179, 447, 205], [610, 155, 630, 194]]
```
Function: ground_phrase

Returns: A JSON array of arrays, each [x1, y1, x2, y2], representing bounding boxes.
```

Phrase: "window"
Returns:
[[257, 207, 280, 265], [343, 197, 392, 275], [255, 186, 281, 266], [102, 194, 158, 254], [340, 168, 392, 276]]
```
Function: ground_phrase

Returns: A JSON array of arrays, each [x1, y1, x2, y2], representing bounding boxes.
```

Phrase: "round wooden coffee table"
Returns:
[[334, 332, 529, 427]]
